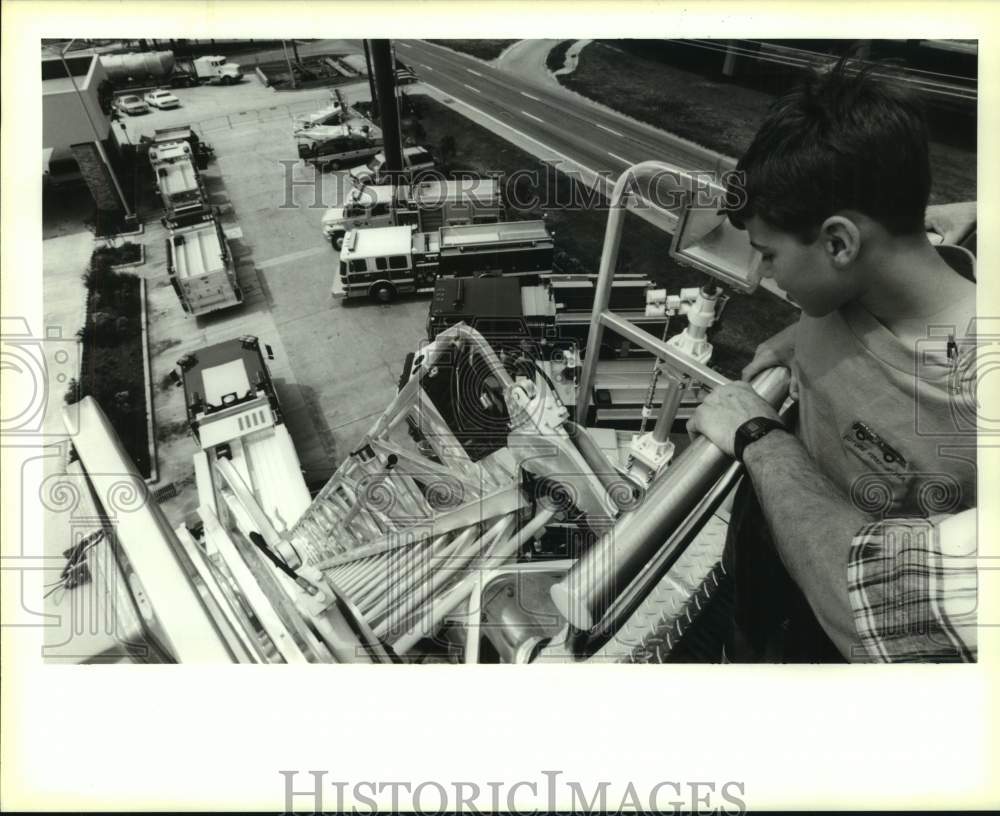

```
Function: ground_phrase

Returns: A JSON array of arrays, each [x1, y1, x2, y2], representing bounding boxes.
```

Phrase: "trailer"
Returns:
[[148, 139, 211, 228], [99, 51, 242, 89], [321, 178, 505, 248], [333, 219, 554, 302], [166, 218, 242, 317]]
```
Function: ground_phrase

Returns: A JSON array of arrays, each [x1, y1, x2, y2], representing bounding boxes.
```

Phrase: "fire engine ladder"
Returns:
[[282, 323, 619, 656]]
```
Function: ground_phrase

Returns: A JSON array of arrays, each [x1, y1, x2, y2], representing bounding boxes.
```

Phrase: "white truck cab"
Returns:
[[349, 146, 436, 186], [321, 185, 396, 247]]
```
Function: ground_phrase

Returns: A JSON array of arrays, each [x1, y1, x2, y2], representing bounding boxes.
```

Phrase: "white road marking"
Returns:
[[422, 65, 434, 71], [255, 245, 329, 270], [466, 68, 483, 77], [397, 42, 413, 49], [420, 79, 607, 194], [596, 122, 624, 138], [607, 151, 632, 164], [520, 91, 541, 102], [462, 83, 482, 94], [521, 110, 544, 123]]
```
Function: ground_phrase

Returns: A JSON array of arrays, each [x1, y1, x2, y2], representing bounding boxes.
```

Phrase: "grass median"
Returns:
[[557, 41, 976, 203]]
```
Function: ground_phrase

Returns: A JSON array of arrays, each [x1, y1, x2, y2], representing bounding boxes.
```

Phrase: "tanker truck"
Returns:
[[99, 51, 243, 90]]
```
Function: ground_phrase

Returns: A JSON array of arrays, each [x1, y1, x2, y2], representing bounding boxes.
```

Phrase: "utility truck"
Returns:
[[333, 219, 553, 302], [166, 218, 243, 317], [321, 178, 505, 248]]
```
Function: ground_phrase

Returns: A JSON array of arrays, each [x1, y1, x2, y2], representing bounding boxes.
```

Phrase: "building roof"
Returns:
[[41, 53, 98, 93]]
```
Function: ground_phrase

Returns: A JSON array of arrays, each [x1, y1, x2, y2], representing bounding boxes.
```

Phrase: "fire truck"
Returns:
[[166, 218, 243, 317], [177, 336, 312, 543], [148, 138, 210, 228], [321, 178, 505, 249], [333, 219, 554, 302]]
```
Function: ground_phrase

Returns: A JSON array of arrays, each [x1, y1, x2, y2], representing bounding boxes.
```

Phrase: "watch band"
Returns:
[[734, 417, 786, 463]]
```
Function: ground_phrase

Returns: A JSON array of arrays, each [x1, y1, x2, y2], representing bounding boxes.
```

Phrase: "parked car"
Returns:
[[144, 89, 181, 109], [349, 146, 436, 186], [115, 94, 149, 116]]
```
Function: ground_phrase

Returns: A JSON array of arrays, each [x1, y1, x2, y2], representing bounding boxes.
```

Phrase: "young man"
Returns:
[[687, 62, 977, 661]]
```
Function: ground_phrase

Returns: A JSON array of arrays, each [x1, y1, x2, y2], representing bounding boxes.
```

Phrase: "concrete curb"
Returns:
[[139, 278, 159, 485]]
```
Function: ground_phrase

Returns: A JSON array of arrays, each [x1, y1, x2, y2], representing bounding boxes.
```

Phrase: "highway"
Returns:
[[395, 40, 736, 186], [394, 40, 791, 302]]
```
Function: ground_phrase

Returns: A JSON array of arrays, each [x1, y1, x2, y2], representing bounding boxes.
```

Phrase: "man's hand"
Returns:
[[687, 381, 782, 457], [925, 201, 976, 245]]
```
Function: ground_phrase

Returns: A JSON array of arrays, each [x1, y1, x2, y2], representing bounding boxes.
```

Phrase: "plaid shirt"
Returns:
[[847, 511, 977, 662]]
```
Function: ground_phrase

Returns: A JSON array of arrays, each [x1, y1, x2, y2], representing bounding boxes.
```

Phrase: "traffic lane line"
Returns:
[[521, 91, 541, 102], [255, 245, 330, 270], [596, 122, 624, 138], [521, 110, 544, 123], [607, 151, 632, 164], [462, 83, 482, 94]]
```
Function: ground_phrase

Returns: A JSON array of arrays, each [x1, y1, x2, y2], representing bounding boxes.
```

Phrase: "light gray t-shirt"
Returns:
[[793, 298, 977, 517]]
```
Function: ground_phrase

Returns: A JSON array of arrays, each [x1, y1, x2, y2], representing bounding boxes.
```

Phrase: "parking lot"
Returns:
[[108, 73, 434, 518]]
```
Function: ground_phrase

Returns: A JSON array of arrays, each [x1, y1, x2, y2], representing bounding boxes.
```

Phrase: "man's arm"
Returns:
[[740, 429, 870, 657], [687, 380, 870, 657]]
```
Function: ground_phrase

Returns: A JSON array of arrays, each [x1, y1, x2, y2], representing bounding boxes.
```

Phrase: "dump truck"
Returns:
[[166, 218, 242, 316], [99, 51, 243, 89], [333, 219, 554, 302], [321, 178, 506, 248], [148, 139, 210, 228]]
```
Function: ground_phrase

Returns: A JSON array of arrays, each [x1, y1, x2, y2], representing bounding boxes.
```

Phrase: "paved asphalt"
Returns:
[[395, 40, 736, 181]]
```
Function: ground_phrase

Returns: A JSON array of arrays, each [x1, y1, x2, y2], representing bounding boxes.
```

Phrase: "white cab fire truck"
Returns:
[[177, 336, 312, 539]]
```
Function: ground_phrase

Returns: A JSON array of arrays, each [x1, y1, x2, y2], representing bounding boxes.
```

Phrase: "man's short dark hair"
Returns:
[[726, 59, 931, 241]]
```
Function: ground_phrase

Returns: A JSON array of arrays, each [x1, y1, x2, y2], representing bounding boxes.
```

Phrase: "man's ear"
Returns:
[[819, 216, 861, 267]]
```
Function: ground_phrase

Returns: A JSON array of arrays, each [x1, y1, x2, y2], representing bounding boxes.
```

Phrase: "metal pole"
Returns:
[[576, 160, 731, 413], [651, 374, 683, 443], [281, 40, 297, 89], [362, 39, 379, 124], [369, 39, 403, 184], [550, 365, 789, 631]]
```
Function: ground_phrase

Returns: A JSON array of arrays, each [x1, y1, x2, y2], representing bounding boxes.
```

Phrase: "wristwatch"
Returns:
[[733, 417, 786, 463]]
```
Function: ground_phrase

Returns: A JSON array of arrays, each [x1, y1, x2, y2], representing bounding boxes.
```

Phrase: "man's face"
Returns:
[[745, 216, 860, 317]]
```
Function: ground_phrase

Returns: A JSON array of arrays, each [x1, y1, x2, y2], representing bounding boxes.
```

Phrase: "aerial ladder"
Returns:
[[63, 160, 789, 663]]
